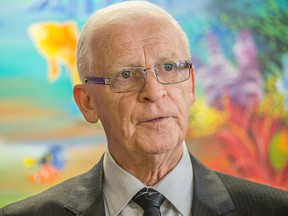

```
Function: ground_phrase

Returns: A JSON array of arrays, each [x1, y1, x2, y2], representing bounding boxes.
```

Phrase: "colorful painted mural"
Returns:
[[0, 0, 287, 207], [186, 0, 288, 190]]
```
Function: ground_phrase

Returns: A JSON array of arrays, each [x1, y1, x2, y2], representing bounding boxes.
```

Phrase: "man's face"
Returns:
[[86, 17, 195, 160]]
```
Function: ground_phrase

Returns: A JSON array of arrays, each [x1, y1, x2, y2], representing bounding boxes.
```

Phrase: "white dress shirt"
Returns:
[[103, 143, 193, 216]]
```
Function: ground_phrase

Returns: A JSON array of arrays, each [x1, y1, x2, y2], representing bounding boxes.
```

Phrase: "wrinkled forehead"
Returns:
[[89, 17, 189, 75]]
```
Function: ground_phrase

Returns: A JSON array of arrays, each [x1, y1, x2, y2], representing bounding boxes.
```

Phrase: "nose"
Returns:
[[138, 68, 167, 102]]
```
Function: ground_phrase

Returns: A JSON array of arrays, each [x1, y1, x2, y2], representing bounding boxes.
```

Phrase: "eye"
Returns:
[[163, 63, 174, 71], [120, 70, 132, 79]]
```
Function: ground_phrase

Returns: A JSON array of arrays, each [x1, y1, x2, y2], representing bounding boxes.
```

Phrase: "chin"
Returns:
[[135, 135, 181, 155]]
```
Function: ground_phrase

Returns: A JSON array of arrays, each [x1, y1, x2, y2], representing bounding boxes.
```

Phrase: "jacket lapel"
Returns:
[[190, 154, 235, 216], [64, 156, 106, 216], [63, 153, 236, 216]]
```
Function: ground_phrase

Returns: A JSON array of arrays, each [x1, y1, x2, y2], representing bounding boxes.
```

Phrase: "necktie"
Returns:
[[132, 187, 165, 216]]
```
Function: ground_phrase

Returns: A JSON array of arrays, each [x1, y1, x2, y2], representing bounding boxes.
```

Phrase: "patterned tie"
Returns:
[[132, 187, 165, 216]]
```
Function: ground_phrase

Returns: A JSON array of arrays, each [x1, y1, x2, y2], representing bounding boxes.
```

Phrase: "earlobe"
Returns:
[[73, 84, 99, 123]]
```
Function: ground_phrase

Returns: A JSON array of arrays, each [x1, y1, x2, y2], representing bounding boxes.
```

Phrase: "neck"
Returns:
[[109, 145, 183, 186]]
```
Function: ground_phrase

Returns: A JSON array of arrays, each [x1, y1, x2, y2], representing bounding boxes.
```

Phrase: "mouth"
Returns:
[[138, 116, 170, 125], [148, 117, 167, 123]]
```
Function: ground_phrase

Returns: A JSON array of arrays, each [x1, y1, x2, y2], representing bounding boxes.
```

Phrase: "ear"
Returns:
[[191, 66, 195, 94], [189, 67, 196, 105], [73, 84, 99, 123]]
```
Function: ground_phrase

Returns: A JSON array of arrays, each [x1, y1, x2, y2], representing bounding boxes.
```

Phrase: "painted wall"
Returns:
[[0, 0, 287, 206]]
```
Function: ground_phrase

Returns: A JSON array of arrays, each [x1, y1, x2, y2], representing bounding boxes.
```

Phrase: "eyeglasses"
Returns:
[[84, 60, 193, 93]]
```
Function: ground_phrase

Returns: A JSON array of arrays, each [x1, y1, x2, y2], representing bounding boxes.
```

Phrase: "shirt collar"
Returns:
[[154, 144, 193, 216], [103, 150, 144, 216], [103, 142, 193, 216]]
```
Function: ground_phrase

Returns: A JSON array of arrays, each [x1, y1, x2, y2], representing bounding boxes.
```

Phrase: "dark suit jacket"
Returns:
[[1, 153, 288, 216]]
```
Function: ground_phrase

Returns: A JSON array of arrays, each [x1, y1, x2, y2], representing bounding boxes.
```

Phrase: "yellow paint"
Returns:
[[276, 129, 288, 153], [23, 157, 37, 167], [28, 21, 80, 84], [188, 98, 226, 137]]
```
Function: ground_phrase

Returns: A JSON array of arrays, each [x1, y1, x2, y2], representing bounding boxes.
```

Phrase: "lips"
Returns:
[[148, 117, 167, 122], [137, 116, 170, 125]]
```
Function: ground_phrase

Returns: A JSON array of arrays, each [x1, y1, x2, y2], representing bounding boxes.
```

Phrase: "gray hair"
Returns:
[[76, 0, 190, 82]]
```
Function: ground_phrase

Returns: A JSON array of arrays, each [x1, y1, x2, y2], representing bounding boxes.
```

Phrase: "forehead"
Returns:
[[90, 17, 188, 74], [114, 36, 179, 63]]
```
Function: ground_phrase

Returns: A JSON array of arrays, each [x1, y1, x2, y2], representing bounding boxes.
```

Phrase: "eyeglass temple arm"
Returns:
[[188, 62, 194, 70], [84, 77, 110, 85]]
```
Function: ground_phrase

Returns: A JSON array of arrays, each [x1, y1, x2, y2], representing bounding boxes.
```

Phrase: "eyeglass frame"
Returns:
[[84, 59, 194, 93]]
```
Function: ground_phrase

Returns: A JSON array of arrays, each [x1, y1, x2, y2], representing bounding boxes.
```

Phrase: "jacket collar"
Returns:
[[63, 153, 235, 216], [64, 156, 105, 216], [190, 153, 235, 215]]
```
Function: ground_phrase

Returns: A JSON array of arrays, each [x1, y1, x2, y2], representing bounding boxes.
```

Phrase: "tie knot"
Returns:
[[133, 188, 165, 215]]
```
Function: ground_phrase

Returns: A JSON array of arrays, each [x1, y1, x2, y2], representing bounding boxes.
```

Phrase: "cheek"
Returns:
[[92, 91, 119, 127], [185, 77, 195, 105], [111, 95, 138, 138], [167, 84, 194, 135], [187, 90, 195, 108], [171, 83, 194, 115], [94, 90, 136, 133]]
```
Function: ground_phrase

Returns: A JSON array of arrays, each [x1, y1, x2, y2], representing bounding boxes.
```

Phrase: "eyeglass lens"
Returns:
[[110, 60, 191, 93]]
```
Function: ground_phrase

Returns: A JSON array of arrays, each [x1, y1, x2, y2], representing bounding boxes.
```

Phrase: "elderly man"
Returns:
[[1, 1, 288, 216]]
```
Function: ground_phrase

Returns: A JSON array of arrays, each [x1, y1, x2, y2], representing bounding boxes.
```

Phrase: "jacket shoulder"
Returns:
[[1, 175, 77, 216], [0, 158, 104, 216], [216, 172, 288, 216]]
